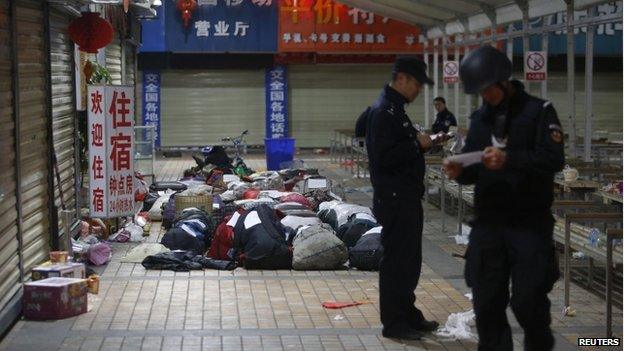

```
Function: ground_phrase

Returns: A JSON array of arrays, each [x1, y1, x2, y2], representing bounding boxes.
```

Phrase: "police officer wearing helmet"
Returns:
[[365, 57, 439, 340], [443, 46, 564, 350]]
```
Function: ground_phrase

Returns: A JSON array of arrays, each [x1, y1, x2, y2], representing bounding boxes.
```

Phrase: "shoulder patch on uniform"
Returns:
[[549, 121, 563, 143], [551, 130, 563, 143], [548, 123, 562, 133]]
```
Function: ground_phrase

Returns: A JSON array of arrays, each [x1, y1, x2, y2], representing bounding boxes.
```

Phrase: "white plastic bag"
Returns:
[[180, 185, 213, 196], [333, 204, 373, 228], [435, 310, 477, 340], [148, 190, 174, 221], [318, 200, 342, 212], [125, 223, 144, 242], [281, 215, 322, 231]]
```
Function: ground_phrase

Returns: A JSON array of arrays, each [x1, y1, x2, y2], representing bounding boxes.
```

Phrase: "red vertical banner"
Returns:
[[278, 0, 423, 53]]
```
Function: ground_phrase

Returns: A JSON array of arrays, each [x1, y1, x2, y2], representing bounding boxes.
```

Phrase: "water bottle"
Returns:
[[588, 228, 600, 247]]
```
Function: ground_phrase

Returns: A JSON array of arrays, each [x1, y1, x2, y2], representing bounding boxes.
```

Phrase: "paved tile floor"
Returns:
[[0, 154, 621, 350]]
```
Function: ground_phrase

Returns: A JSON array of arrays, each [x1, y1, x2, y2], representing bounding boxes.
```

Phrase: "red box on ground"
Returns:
[[23, 277, 88, 320]]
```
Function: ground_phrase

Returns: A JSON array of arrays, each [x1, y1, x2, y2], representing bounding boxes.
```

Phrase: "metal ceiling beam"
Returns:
[[451, 11, 620, 46], [397, 0, 457, 20], [514, 0, 530, 13], [405, 0, 469, 19], [450, 0, 496, 9], [415, 0, 481, 13], [479, 3, 497, 24], [458, 17, 470, 32], [423, 2, 498, 38]]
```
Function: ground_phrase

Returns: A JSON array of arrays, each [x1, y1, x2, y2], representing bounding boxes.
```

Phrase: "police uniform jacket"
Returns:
[[431, 109, 457, 134], [366, 84, 425, 200], [457, 81, 565, 222]]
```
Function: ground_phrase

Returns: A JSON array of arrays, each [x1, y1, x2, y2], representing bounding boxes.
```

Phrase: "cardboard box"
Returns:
[[31, 262, 85, 281], [23, 277, 88, 320]]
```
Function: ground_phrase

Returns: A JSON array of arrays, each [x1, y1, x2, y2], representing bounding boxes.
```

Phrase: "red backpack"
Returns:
[[207, 217, 235, 261]]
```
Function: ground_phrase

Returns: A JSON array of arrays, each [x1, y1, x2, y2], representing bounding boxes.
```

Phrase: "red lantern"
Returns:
[[176, 0, 197, 29], [68, 12, 114, 54]]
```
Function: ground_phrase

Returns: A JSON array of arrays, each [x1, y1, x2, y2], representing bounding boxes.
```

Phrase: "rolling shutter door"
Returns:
[[161, 70, 266, 147], [16, 0, 50, 275], [49, 9, 77, 228], [125, 43, 136, 87], [289, 64, 426, 148], [106, 36, 122, 85], [0, 0, 22, 320]]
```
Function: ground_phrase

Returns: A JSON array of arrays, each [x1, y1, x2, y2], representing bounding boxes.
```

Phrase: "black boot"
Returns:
[[410, 319, 439, 332]]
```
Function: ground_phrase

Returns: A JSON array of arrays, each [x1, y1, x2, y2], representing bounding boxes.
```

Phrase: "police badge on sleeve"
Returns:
[[549, 124, 563, 143]]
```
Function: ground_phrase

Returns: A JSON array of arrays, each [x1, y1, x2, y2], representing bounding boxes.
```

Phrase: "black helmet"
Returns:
[[459, 45, 512, 94]]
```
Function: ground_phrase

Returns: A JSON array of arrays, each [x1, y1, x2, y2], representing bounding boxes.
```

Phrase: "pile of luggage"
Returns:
[[141, 168, 384, 271]]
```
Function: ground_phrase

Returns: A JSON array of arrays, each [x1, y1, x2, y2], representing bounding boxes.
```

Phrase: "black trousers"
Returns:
[[373, 197, 425, 332], [465, 218, 559, 351]]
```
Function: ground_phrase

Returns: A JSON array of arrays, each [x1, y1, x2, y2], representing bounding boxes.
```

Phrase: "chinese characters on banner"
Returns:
[[88, 86, 107, 218], [278, 0, 423, 52], [142, 71, 161, 147], [265, 66, 289, 139], [88, 86, 135, 218], [166, 0, 278, 52]]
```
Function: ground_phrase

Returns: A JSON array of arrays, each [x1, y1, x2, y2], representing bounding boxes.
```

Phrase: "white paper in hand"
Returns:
[[445, 151, 484, 167]]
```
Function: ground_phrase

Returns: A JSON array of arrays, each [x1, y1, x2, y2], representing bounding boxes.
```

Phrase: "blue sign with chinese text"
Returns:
[[140, 6, 166, 52], [165, 0, 277, 53], [265, 66, 288, 138], [142, 71, 161, 147]]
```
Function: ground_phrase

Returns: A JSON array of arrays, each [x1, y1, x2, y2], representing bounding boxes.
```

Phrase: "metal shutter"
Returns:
[[136, 69, 142, 125], [289, 64, 426, 148], [49, 9, 77, 229], [125, 43, 136, 87], [106, 36, 122, 85], [0, 0, 22, 319], [161, 70, 266, 147], [16, 0, 50, 274]]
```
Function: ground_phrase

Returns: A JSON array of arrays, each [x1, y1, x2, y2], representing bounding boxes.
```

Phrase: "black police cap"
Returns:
[[393, 57, 434, 86]]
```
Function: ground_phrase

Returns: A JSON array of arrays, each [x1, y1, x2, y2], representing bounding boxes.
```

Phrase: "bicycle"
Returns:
[[220, 130, 254, 177], [192, 130, 254, 177]]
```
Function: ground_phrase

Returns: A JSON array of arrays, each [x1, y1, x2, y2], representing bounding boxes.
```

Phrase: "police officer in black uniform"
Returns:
[[443, 46, 564, 351], [431, 97, 457, 134], [365, 57, 439, 340]]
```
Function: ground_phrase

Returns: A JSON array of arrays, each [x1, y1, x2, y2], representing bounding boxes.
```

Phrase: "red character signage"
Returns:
[[278, 0, 423, 53], [88, 85, 135, 218]]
